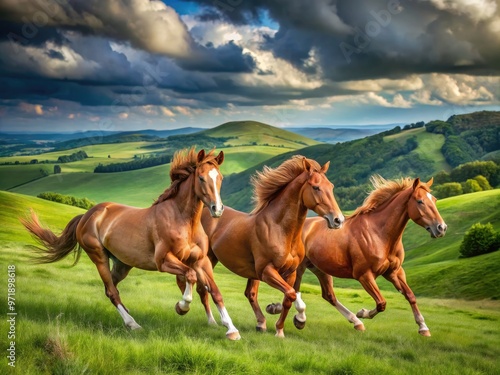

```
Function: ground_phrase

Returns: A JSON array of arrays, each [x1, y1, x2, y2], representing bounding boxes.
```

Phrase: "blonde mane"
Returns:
[[153, 147, 219, 205], [349, 175, 416, 218], [251, 155, 320, 214]]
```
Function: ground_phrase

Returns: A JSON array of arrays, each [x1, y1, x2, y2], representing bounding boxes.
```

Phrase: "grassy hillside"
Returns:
[[0, 121, 317, 193], [220, 128, 447, 212], [1, 191, 499, 374], [385, 128, 451, 172], [8, 146, 291, 207], [0, 164, 53, 190], [203, 121, 319, 148]]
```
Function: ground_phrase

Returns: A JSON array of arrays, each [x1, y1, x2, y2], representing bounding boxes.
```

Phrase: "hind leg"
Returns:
[[82, 236, 141, 330], [245, 279, 267, 332]]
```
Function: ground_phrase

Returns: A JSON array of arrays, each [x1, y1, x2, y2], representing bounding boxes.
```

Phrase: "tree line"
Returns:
[[37, 192, 95, 210], [94, 154, 173, 173]]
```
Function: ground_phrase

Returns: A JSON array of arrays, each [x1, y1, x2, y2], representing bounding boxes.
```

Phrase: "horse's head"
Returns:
[[408, 177, 447, 238], [194, 149, 225, 218], [301, 159, 344, 229]]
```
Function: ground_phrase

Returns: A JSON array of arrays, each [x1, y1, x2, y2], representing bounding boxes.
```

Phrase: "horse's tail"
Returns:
[[21, 209, 84, 265]]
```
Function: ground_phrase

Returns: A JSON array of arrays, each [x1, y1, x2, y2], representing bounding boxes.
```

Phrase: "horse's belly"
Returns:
[[104, 235, 156, 270]]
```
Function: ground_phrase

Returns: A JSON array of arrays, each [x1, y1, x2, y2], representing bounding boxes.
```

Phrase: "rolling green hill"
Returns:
[[202, 120, 319, 148], [0, 120, 318, 193], [385, 127, 451, 173], [7, 146, 296, 207], [220, 128, 448, 211]]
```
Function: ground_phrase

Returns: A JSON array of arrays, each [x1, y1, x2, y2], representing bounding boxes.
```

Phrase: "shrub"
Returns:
[[433, 182, 463, 199], [462, 179, 482, 194], [459, 223, 500, 258], [473, 175, 492, 191], [37, 192, 95, 210]]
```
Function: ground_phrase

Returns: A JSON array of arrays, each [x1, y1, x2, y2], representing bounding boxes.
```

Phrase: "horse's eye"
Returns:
[[313, 186, 320, 191], [417, 199, 424, 204], [199, 176, 205, 182]]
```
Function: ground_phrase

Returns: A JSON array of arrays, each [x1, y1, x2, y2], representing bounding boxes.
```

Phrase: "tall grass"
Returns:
[[1, 191, 499, 374]]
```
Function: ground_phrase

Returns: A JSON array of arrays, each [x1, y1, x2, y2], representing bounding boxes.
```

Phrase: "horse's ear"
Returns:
[[197, 149, 206, 163], [215, 151, 224, 165], [412, 177, 421, 190], [302, 158, 312, 172], [427, 177, 434, 187], [320, 161, 330, 174]]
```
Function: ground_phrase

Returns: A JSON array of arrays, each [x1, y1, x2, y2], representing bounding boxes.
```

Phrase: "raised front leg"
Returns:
[[261, 264, 297, 338], [155, 249, 197, 315], [356, 272, 386, 320], [245, 279, 267, 332], [384, 267, 431, 336]]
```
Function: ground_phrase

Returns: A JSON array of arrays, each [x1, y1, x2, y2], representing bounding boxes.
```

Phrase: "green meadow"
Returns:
[[385, 128, 451, 173], [1, 191, 499, 374], [5, 145, 293, 207]]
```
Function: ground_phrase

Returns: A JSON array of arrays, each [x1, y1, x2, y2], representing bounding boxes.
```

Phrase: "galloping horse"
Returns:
[[270, 175, 446, 336], [193, 156, 344, 337], [21, 148, 241, 340]]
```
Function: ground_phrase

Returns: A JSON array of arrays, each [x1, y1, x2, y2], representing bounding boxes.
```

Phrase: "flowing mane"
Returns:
[[349, 175, 416, 218], [250, 155, 320, 214], [153, 147, 219, 205]]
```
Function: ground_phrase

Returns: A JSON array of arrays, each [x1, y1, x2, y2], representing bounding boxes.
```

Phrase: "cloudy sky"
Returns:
[[0, 0, 499, 132]]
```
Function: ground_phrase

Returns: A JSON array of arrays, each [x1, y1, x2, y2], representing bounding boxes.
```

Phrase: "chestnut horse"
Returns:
[[194, 156, 344, 337], [270, 175, 446, 336], [21, 148, 240, 340]]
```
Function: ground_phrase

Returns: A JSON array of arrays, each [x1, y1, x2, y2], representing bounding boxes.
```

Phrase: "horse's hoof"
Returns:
[[293, 315, 306, 330], [175, 302, 189, 316], [226, 331, 241, 341], [266, 303, 283, 314], [419, 329, 431, 337], [255, 326, 267, 332], [354, 323, 365, 331], [356, 308, 370, 319], [128, 322, 142, 330]]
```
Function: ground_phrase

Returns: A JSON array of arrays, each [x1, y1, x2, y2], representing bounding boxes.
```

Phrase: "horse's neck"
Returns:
[[169, 174, 203, 223], [265, 174, 308, 236], [372, 188, 411, 248]]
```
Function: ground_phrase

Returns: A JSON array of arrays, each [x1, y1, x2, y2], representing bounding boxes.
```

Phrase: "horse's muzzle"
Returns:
[[209, 204, 224, 218], [324, 213, 344, 229], [427, 222, 447, 238]]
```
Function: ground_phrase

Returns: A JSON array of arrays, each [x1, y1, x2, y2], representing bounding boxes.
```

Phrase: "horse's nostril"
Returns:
[[334, 217, 341, 225]]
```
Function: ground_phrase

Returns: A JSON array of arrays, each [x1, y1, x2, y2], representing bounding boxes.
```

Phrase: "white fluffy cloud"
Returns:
[[428, 0, 498, 22]]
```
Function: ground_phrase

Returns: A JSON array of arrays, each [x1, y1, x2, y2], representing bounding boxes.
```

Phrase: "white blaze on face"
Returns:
[[427, 192, 434, 201], [208, 168, 222, 212]]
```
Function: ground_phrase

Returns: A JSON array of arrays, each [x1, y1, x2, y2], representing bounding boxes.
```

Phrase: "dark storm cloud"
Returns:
[[179, 41, 256, 72], [1, 0, 498, 123], [0, 0, 255, 74], [193, 0, 500, 80]]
